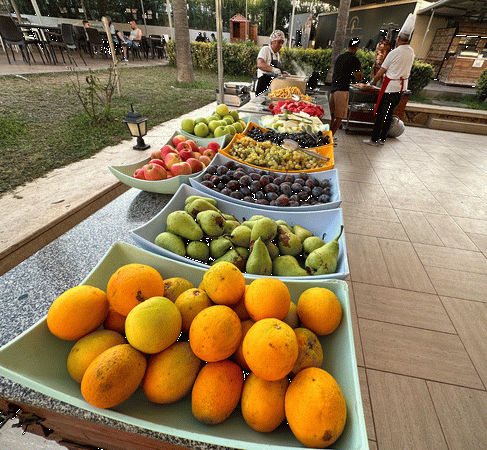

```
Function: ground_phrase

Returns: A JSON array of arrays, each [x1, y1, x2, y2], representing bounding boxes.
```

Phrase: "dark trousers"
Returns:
[[371, 92, 401, 142], [255, 74, 272, 96]]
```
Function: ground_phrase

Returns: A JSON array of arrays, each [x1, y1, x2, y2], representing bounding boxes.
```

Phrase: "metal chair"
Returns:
[[149, 34, 166, 59], [85, 27, 107, 58], [73, 25, 89, 54], [61, 23, 87, 66], [0, 15, 46, 65]]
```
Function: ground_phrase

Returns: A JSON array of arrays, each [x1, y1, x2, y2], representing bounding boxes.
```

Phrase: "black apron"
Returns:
[[255, 53, 283, 96]]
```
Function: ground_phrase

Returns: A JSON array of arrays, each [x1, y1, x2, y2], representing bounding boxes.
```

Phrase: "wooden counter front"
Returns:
[[439, 55, 487, 86]]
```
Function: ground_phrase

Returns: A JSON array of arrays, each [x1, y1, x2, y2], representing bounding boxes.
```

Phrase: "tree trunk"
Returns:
[[172, 0, 194, 83], [326, 0, 352, 82]]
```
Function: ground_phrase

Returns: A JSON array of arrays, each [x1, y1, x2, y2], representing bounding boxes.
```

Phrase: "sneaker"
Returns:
[[121, 57, 128, 62], [363, 139, 379, 147]]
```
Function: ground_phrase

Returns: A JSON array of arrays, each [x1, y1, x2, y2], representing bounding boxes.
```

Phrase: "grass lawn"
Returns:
[[0, 65, 250, 196]]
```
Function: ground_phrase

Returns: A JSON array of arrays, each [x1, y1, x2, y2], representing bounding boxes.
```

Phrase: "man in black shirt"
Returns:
[[329, 38, 362, 136]]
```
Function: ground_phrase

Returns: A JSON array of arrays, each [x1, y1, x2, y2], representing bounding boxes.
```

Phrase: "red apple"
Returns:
[[199, 155, 211, 166], [149, 159, 165, 167], [160, 144, 177, 159], [150, 149, 162, 160], [179, 148, 195, 161], [166, 174, 173, 178], [164, 152, 182, 169], [133, 168, 146, 179], [207, 142, 220, 152], [186, 139, 199, 152], [186, 157, 204, 173], [142, 163, 168, 181], [170, 161, 192, 177], [197, 146, 207, 154], [176, 141, 192, 152], [172, 134, 187, 147], [203, 149, 216, 159], [191, 152, 201, 160]]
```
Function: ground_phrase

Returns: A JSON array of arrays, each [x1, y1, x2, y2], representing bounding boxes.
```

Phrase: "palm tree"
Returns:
[[172, 0, 194, 83], [327, 0, 351, 81]]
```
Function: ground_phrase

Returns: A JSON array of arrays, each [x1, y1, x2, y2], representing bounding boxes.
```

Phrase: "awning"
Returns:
[[417, 0, 487, 23]]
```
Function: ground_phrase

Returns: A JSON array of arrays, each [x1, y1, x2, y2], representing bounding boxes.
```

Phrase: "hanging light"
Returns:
[[123, 104, 150, 150]]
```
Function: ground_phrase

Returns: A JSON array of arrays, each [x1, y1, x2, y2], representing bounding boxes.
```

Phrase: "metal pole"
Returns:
[[29, 0, 43, 25], [8, 0, 24, 22], [140, 0, 148, 36], [166, 0, 174, 40], [245, 0, 248, 41], [215, 0, 224, 104], [273, 0, 277, 31], [102, 16, 121, 96], [289, 0, 296, 48], [416, 9, 435, 60], [79, 0, 88, 21]]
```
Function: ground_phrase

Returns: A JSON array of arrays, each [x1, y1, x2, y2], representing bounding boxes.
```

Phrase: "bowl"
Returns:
[[108, 131, 226, 195], [0, 242, 367, 450], [189, 152, 341, 211], [130, 184, 349, 280]]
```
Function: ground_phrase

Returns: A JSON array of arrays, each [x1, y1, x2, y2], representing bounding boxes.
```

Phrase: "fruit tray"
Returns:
[[130, 184, 349, 280], [108, 131, 226, 195], [189, 152, 342, 211], [0, 242, 368, 450], [219, 122, 334, 173]]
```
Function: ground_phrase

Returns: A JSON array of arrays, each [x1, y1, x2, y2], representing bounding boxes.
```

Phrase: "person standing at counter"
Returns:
[[329, 37, 362, 136], [255, 30, 288, 96], [364, 14, 415, 146]]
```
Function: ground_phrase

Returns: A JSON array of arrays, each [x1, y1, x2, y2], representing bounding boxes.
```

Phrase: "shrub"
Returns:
[[476, 68, 487, 100], [355, 49, 375, 82], [408, 61, 434, 94]]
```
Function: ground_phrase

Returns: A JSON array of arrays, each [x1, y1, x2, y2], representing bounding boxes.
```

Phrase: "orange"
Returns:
[[106, 264, 165, 316], [47, 285, 109, 341], [202, 261, 245, 305], [163, 277, 195, 302], [244, 278, 290, 321], [282, 302, 300, 329], [174, 288, 213, 332], [191, 360, 244, 425], [290, 327, 324, 376], [242, 318, 298, 381], [103, 308, 126, 334], [229, 285, 251, 321], [285, 367, 347, 448], [232, 319, 255, 370], [189, 305, 242, 362], [81, 344, 147, 409], [143, 341, 203, 404], [297, 287, 342, 335], [241, 372, 289, 432]]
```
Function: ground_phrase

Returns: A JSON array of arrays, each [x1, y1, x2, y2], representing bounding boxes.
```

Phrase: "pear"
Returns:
[[305, 226, 344, 275], [303, 236, 325, 255], [196, 210, 226, 237], [223, 219, 240, 235], [272, 255, 308, 277], [275, 220, 293, 233], [184, 195, 218, 206], [250, 217, 278, 243], [246, 237, 272, 275], [230, 225, 252, 248], [166, 210, 203, 241], [235, 246, 250, 260], [241, 220, 257, 229], [266, 241, 280, 260], [223, 213, 238, 221], [211, 248, 247, 271], [277, 225, 303, 257], [184, 198, 220, 218], [209, 236, 232, 259], [186, 241, 210, 263], [293, 224, 314, 243], [249, 215, 266, 221], [154, 232, 186, 257]]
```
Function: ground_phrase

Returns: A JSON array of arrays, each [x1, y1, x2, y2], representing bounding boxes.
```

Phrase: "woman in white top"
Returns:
[[255, 30, 287, 96]]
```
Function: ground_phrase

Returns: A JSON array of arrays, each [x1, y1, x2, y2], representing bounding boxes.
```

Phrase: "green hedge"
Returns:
[[476, 68, 487, 100], [167, 40, 433, 91]]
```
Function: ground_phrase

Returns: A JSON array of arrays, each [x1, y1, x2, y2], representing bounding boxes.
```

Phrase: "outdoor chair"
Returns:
[[61, 23, 87, 66], [149, 34, 166, 59], [0, 15, 46, 65], [85, 27, 107, 58], [73, 25, 89, 54]]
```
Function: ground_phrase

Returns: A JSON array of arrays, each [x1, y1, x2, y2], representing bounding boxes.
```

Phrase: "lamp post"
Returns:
[[123, 104, 150, 150]]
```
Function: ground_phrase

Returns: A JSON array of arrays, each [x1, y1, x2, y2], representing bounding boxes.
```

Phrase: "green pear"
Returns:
[[249, 215, 266, 221], [166, 210, 203, 241], [246, 237, 272, 275], [303, 236, 326, 255], [230, 225, 252, 248], [184, 195, 218, 206], [305, 226, 344, 275], [196, 210, 226, 237], [241, 220, 257, 229], [277, 225, 303, 257], [185, 198, 220, 217], [272, 255, 308, 277], [186, 241, 210, 263], [266, 241, 280, 260], [223, 219, 240, 235], [209, 236, 232, 259], [222, 213, 238, 221], [293, 224, 314, 243], [235, 246, 250, 260], [275, 220, 293, 233], [250, 217, 278, 243], [154, 232, 186, 256], [211, 248, 247, 271]]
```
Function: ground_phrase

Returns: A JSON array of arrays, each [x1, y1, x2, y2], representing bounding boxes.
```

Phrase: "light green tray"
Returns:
[[0, 242, 368, 450]]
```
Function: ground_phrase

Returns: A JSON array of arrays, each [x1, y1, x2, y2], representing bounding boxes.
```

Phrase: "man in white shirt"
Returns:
[[255, 30, 287, 96], [117, 20, 142, 62], [364, 14, 415, 145]]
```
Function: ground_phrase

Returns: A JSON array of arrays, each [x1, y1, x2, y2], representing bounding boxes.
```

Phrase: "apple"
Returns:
[[170, 161, 192, 177], [149, 159, 165, 167], [142, 163, 167, 181], [176, 141, 192, 152], [186, 139, 199, 152], [172, 134, 187, 147], [164, 152, 182, 169], [199, 155, 211, 166], [133, 168, 145, 179], [197, 146, 207, 154], [179, 148, 195, 161], [150, 149, 162, 160], [207, 142, 220, 152], [203, 149, 216, 159], [186, 157, 204, 173], [160, 144, 177, 159]]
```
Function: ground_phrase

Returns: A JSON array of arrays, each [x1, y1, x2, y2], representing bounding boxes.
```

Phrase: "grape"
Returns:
[[227, 180, 239, 191], [266, 192, 278, 202], [217, 165, 229, 175]]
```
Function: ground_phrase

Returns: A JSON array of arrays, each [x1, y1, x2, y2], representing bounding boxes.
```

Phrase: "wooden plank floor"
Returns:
[[338, 127, 487, 450]]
